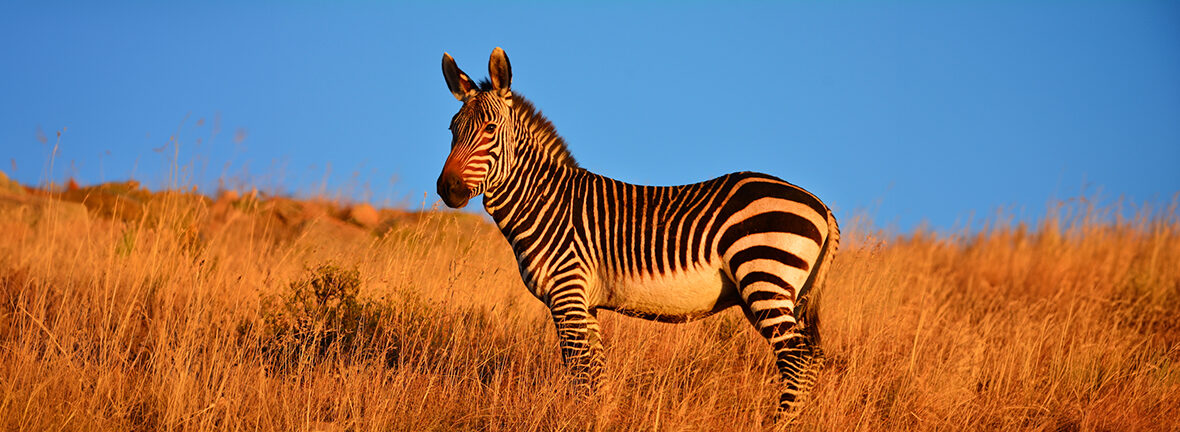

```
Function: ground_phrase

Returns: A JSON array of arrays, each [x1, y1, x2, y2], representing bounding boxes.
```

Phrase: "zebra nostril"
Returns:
[[450, 180, 468, 196]]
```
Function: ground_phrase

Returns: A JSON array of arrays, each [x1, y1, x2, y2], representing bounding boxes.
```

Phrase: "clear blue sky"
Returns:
[[2, 2, 1178, 232]]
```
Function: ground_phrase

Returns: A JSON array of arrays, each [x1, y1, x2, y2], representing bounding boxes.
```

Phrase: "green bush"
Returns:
[[254, 264, 395, 369]]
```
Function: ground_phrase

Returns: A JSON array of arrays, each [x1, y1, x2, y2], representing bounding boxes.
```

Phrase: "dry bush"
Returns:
[[0, 181, 1176, 431]]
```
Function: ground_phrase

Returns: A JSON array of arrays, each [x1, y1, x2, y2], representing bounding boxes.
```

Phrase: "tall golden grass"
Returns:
[[0, 178, 1176, 431]]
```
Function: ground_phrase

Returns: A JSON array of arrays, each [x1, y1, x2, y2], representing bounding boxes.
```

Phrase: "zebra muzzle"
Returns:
[[436, 173, 471, 208]]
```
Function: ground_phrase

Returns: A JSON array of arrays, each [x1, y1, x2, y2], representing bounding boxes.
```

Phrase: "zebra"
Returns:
[[435, 47, 839, 418]]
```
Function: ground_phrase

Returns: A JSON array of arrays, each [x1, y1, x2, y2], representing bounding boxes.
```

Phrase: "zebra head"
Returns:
[[436, 47, 516, 209]]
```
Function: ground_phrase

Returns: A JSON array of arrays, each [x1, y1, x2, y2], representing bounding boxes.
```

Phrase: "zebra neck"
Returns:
[[482, 147, 578, 236]]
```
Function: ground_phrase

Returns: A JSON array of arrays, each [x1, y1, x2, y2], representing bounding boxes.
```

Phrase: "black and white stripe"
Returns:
[[436, 48, 839, 419]]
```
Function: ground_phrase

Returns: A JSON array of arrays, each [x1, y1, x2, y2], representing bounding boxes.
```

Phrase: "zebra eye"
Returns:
[[484, 123, 497, 133]]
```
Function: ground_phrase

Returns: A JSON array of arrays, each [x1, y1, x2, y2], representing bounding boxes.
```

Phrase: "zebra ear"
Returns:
[[442, 52, 478, 102], [488, 47, 512, 97]]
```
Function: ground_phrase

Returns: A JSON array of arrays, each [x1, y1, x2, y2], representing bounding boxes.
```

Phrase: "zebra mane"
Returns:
[[510, 94, 579, 168], [476, 79, 578, 168]]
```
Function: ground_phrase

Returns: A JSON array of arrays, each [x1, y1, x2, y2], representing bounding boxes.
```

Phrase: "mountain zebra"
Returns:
[[436, 48, 839, 418]]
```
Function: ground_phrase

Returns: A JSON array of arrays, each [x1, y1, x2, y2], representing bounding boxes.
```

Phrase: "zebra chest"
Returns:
[[593, 264, 740, 322]]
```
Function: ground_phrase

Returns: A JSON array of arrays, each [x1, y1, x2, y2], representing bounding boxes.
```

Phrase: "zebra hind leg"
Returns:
[[773, 326, 823, 420], [739, 299, 824, 421]]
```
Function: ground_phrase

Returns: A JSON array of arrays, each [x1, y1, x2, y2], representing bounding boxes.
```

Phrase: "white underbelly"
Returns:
[[594, 264, 739, 321]]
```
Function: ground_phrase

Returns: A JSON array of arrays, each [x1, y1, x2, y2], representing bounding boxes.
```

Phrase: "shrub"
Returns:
[[254, 264, 395, 369]]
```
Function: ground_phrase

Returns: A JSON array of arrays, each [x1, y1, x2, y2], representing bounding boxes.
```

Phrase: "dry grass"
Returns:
[[0, 178, 1176, 431]]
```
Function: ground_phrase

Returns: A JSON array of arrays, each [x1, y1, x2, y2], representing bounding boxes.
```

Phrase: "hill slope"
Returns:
[[1, 177, 1177, 431]]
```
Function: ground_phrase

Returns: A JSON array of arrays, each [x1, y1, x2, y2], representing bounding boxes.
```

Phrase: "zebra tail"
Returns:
[[796, 209, 839, 350]]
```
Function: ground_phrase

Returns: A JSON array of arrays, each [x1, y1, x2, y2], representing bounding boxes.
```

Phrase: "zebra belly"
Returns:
[[596, 264, 740, 323]]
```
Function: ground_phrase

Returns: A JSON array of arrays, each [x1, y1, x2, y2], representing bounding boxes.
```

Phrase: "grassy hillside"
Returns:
[[1, 175, 1176, 431]]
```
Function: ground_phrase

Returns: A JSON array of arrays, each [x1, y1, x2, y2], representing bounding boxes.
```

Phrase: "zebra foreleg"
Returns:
[[550, 303, 605, 393]]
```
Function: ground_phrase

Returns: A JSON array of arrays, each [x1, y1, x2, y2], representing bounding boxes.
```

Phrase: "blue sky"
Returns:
[[2, 2, 1178, 232]]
